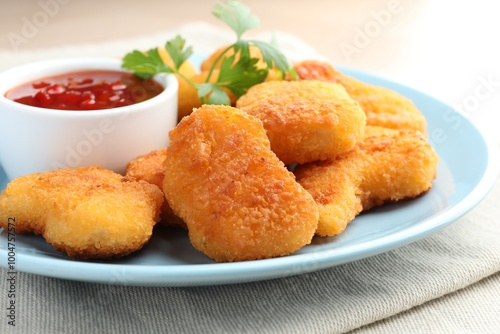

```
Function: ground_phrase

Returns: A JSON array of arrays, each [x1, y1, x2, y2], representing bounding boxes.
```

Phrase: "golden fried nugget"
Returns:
[[0, 166, 163, 259], [236, 80, 366, 165], [293, 60, 427, 132], [163, 105, 319, 262], [295, 126, 438, 237], [126, 148, 185, 229]]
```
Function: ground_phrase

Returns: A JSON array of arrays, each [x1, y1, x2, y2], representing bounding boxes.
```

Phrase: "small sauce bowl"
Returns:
[[0, 57, 178, 180]]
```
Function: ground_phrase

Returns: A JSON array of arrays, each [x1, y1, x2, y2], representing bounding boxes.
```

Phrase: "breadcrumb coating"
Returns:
[[163, 104, 319, 262], [295, 126, 438, 237], [126, 148, 185, 228], [0, 166, 163, 259], [236, 80, 366, 164], [293, 60, 427, 133]]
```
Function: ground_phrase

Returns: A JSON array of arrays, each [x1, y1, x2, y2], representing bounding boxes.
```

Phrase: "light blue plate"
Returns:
[[0, 65, 498, 286]]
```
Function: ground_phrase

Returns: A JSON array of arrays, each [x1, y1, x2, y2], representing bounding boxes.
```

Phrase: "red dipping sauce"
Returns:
[[5, 70, 164, 110]]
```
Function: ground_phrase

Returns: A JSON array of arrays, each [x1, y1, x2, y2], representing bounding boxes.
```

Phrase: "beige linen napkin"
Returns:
[[1, 22, 499, 334]]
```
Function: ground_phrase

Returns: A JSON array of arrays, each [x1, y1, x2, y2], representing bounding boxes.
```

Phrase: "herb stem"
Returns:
[[174, 71, 198, 89], [205, 44, 235, 83]]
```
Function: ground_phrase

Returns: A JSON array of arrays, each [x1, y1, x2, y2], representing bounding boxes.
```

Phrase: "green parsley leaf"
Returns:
[[206, 86, 232, 105], [217, 55, 267, 98], [197, 83, 231, 105], [250, 40, 296, 78], [122, 49, 172, 79], [122, 0, 296, 108], [212, 0, 261, 39], [165, 35, 193, 69], [231, 40, 250, 60], [249, 41, 285, 71]]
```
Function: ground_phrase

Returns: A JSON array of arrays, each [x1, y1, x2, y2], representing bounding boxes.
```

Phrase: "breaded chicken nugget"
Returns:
[[236, 80, 366, 165], [0, 166, 163, 259], [126, 148, 185, 229], [163, 105, 319, 262], [295, 126, 438, 237], [293, 60, 427, 132]]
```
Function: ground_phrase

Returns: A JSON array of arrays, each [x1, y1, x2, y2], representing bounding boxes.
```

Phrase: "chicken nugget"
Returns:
[[293, 60, 427, 132], [163, 105, 319, 262], [125, 148, 185, 228], [0, 166, 163, 259], [236, 80, 366, 164], [295, 126, 438, 237]]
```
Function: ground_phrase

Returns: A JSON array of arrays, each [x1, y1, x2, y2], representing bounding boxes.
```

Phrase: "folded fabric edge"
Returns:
[[348, 269, 500, 333]]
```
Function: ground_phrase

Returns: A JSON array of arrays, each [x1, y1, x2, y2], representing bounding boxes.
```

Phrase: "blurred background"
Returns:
[[1, 0, 499, 135]]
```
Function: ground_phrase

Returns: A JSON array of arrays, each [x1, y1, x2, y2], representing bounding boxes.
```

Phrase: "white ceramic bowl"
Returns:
[[0, 57, 178, 180]]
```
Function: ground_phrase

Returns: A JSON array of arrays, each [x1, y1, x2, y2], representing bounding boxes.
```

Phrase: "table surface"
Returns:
[[1, 1, 499, 333]]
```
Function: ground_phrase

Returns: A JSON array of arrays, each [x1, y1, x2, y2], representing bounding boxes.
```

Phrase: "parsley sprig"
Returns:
[[122, 0, 295, 105]]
